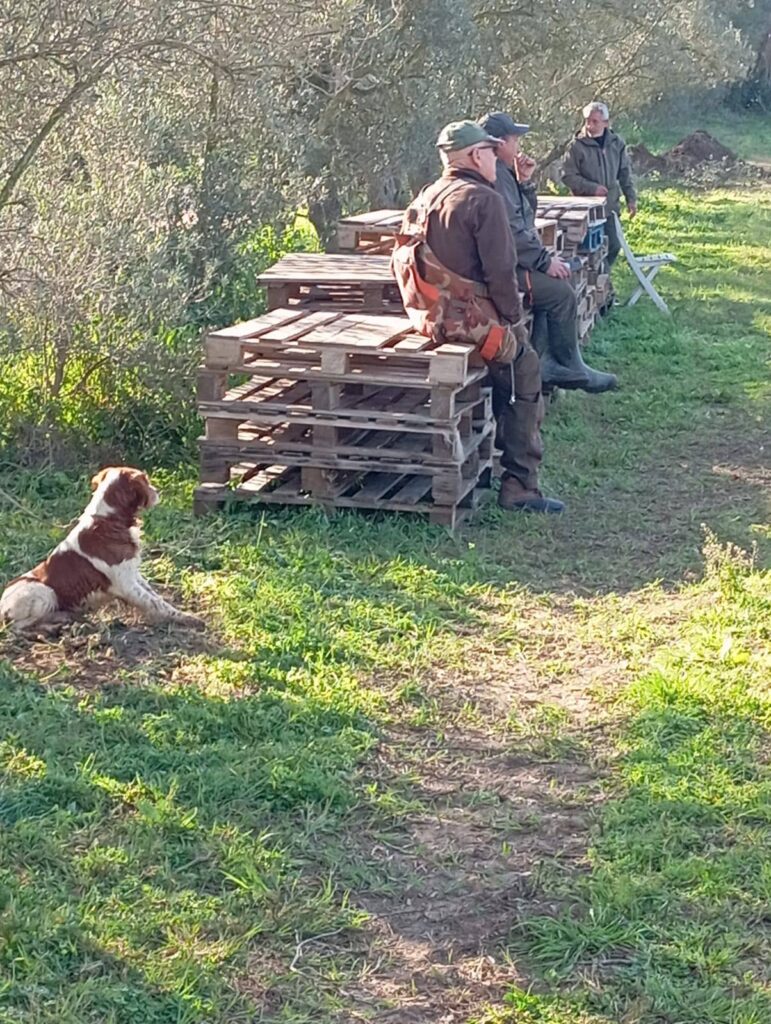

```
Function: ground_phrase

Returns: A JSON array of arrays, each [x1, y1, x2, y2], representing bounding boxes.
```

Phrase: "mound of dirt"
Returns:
[[627, 143, 669, 175], [626, 130, 765, 185], [666, 130, 736, 170]]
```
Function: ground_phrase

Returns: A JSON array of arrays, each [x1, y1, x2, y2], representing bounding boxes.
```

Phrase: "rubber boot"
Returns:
[[540, 311, 618, 393]]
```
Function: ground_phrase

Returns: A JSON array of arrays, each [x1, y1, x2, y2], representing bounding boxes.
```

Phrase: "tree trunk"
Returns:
[[743, 13, 771, 108], [188, 71, 220, 299], [751, 26, 771, 88]]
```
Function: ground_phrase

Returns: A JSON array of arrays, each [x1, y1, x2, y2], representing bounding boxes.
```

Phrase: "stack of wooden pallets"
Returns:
[[535, 197, 610, 335], [195, 308, 494, 526], [256, 253, 401, 313], [193, 195, 617, 523], [336, 197, 610, 341]]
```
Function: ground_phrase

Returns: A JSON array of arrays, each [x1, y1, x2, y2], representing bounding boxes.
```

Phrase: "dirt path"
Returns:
[[279, 633, 626, 1023]]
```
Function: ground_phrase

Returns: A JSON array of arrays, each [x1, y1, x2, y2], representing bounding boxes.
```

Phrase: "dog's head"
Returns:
[[91, 467, 159, 515]]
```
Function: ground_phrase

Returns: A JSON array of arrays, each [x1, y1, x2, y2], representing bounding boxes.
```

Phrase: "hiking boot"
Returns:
[[498, 477, 565, 514], [540, 351, 617, 393]]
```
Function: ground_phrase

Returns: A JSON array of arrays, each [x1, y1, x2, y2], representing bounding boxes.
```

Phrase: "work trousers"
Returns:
[[486, 338, 544, 493], [517, 268, 578, 363], [605, 208, 621, 266]]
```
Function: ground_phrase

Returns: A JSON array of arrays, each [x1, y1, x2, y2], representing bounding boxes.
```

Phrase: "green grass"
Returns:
[[515, 539, 771, 1024], [0, 128, 769, 1022]]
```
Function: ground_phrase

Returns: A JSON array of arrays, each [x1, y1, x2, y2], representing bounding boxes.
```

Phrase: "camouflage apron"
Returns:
[[391, 180, 516, 363]]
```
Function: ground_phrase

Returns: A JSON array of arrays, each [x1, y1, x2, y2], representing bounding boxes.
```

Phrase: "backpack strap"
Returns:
[[403, 177, 468, 234]]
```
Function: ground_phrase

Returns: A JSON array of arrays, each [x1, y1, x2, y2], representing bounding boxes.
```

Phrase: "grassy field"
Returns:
[[0, 125, 769, 1022]]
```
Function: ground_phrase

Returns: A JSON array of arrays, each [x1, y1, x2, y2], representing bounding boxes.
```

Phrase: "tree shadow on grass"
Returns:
[[0, 659, 379, 1022], [0, 654, 609, 1024]]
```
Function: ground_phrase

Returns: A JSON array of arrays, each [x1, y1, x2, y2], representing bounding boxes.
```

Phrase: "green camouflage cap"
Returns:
[[436, 120, 501, 152]]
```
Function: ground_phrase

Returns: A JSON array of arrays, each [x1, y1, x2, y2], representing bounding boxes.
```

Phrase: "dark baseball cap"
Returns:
[[478, 112, 530, 139], [436, 120, 502, 152]]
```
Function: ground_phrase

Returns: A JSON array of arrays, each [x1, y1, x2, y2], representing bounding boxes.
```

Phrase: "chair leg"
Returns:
[[628, 262, 670, 314], [628, 265, 662, 307]]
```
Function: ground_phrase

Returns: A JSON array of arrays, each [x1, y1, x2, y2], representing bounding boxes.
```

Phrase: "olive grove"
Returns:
[[0, 0, 762, 462]]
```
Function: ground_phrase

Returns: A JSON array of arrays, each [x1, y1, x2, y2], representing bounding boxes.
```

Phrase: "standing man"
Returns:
[[393, 121, 564, 513], [562, 101, 637, 267], [478, 111, 617, 394]]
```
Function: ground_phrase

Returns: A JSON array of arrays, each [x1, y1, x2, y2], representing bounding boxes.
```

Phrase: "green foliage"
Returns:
[[472, 987, 608, 1023], [199, 221, 321, 328], [0, 223, 319, 468]]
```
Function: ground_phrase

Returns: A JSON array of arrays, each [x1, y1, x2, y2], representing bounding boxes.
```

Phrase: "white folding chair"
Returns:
[[613, 212, 676, 315]]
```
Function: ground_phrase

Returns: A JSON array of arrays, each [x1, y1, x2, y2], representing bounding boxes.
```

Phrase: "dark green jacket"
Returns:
[[562, 128, 637, 211], [494, 161, 552, 274]]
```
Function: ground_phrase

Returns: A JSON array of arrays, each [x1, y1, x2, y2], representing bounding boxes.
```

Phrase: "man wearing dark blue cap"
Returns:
[[479, 111, 617, 394]]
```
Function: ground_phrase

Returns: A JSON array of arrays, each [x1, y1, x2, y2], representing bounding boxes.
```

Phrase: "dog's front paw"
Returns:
[[177, 613, 205, 630]]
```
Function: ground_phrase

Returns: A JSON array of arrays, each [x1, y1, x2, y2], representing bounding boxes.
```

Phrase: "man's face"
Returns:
[[470, 143, 500, 183], [585, 110, 609, 137], [495, 134, 521, 167]]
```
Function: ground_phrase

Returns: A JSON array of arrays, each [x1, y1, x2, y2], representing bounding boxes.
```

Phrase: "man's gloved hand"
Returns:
[[493, 321, 528, 363]]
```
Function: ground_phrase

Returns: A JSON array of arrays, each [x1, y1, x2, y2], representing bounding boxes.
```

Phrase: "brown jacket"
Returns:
[[422, 167, 522, 324]]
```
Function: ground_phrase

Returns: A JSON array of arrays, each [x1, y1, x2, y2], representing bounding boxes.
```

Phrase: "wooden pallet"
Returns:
[[536, 196, 606, 222], [199, 376, 490, 438], [199, 412, 493, 479], [256, 253, 401, 312], [194, 460, 492, 528], [334, 200, 604, 256], [197, 308, 494, 525], [202, 308, 481, 387], [337, 210, 403, 253]]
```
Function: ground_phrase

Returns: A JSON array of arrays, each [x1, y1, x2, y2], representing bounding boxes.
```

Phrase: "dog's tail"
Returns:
[[0, 579, 59, 631]]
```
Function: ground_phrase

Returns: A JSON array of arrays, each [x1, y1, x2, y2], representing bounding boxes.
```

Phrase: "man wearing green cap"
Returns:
[[479, 111, 617, 394], [393, 120, 563, 513]]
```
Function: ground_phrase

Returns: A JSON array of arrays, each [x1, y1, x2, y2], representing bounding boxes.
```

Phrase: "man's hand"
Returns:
[[546, 257, 571, 280], [493, 321, 530, 363], [628, 201, 638, 219], [595, 185, 609, 197], [515, 152, 537, 182]]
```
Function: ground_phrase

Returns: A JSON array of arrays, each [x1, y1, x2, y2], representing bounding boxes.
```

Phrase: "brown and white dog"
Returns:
[[0, 467, 203, 632]]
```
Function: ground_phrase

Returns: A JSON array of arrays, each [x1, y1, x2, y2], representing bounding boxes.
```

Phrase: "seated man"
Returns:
[[393, 120, 563, 513], [562, 100, 637, 268], [478, 111, 617, 394]]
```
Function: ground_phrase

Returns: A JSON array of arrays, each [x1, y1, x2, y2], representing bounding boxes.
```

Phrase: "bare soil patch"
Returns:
[[0, 597, 218, 691], [305, 633, 627, 1023], [628, 130, 768, 184]]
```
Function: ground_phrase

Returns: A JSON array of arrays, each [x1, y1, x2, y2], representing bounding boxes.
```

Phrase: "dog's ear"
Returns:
[[91, 468, 112, 491], [130, 470, 154, 508]]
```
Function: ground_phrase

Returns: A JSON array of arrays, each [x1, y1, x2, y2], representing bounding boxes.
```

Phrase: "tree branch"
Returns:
[[0, 66, 107, 213]]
